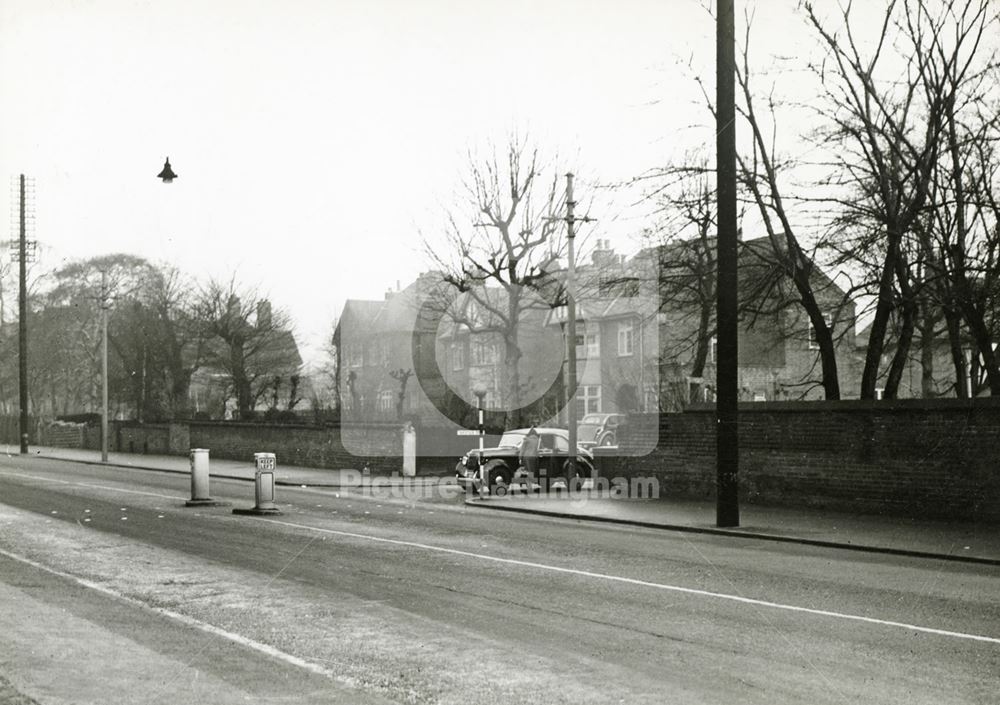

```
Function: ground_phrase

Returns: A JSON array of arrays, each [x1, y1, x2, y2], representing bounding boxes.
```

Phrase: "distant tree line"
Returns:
[[0, 253, 312, 422]]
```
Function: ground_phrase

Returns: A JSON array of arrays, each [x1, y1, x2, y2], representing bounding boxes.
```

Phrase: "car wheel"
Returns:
[[598, 432, 615, 446], [561, 460, 591, 490], [484, 460, 512, 495]]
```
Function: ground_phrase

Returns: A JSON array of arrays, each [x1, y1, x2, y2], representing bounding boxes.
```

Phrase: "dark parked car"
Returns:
[[577, 413, 625, 447], [455, 427, 595, 494]]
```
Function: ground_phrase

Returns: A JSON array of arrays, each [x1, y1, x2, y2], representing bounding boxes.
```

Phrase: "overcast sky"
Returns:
[[1, 0, 864, 364]]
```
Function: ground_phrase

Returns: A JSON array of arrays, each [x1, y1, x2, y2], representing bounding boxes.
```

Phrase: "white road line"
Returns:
[[0, 547, 336, 679], [260, 517, 1000, 646], [5, 468, 998, 646], [1, 471, 180, 501]]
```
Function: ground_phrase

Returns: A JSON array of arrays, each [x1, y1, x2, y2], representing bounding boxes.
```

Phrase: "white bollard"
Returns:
[[185, 448, 225, 507], [233, 452, 282, 516], [402, 423, 416, 478]]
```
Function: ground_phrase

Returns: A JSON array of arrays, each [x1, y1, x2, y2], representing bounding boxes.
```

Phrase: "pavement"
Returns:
[[7, 444, 448, 488], [9, 444, 998, 565]]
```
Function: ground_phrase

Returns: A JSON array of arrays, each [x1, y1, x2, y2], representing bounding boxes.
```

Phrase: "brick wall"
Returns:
[[603, 399, 1000, 522], [186, 422, 397, 472], [37, 421, 86, 448]]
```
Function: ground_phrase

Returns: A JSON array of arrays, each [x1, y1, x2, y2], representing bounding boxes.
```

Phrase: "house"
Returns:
[[853, 317, 993, 399], [333, 235, 861, 428], [189, 299, 303, 419], [333, 273, 449, 422], [644, 235, 860, 405]]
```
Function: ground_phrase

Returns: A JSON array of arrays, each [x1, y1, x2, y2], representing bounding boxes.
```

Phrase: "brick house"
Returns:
[[333, 273, 452, 422], [644, 235, 859, 406], [333, 236, 860, 426]]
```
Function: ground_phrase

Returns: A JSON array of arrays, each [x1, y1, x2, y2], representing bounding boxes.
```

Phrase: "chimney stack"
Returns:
[[256, 300, 272, 328]]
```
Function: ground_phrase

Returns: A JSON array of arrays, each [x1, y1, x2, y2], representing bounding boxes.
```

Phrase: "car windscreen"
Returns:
[[580, 414, 605, 424], [498, 432, 526, 447]]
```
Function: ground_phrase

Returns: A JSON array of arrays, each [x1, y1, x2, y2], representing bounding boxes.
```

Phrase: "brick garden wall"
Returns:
[[187, 422, 401, 473], [603, 399, 1000, 522]]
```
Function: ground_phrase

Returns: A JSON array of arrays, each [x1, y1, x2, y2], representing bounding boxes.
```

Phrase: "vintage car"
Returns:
[[576, 413, 626, 447], [455, 427, 595, 494]]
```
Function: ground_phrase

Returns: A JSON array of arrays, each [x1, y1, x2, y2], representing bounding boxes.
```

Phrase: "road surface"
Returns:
[[0, 455, 996, 704]]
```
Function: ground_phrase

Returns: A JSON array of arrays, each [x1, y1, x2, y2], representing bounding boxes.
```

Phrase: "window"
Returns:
[[875, 387, 885, 401], [808, 314, 833, 350], [617, 321, 634, 356], [376, 390, 394, 412], [450, 343, 465, 371], [471, 340, 497, 366], [576, 385, 602, 415], [466, 300, 486, 329], [708, 336, 718, 363], [577, 332, 600, 359], [347, 345, 363, 368]]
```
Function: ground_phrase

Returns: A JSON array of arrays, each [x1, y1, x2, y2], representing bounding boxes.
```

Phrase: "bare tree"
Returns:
[[684, 13, 845, 399], [423, 137, 570, 424], [803, 0, 996, 398], [196, 278, 301, 419]]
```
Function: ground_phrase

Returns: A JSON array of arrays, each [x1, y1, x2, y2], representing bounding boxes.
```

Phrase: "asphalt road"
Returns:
[[0, 455, 997, 704]]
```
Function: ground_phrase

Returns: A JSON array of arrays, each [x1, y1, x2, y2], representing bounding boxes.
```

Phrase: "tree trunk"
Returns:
[[885, 255, 917, 399], [170, 369, 193, 419], [884, 297, 915, 399], [230, 338, 251, 417], [919, 302, 937, 398], [861, 236, 900, 399], [789, 245, 841, 400], [504, 336, 522, 427], [944, 306, 968, 398], [959, 306, 1000, 396]]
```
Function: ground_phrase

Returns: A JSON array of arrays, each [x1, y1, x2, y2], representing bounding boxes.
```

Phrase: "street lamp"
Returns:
[[157, 157, 178, 183], [100, 270, 109, 463]]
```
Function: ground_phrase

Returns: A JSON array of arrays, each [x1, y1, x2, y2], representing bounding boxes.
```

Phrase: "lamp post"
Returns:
[[100, 270, 109, 463]]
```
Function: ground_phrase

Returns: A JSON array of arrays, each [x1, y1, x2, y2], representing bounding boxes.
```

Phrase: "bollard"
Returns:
[[185, 448, 226, 507], [233, 452, 282, 516], [402, 423, 416, 478]]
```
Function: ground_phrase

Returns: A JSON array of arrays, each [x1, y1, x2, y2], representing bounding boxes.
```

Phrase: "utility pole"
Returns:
[[716, 0, 740, 527], [557, 173, 593, 483], [566, 174, 579, 481], [17, 175, 31, 455], [101, 270, 109, 463]]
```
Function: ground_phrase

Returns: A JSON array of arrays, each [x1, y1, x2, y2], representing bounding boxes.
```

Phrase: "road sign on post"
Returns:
[[233, 452, 282, 516]]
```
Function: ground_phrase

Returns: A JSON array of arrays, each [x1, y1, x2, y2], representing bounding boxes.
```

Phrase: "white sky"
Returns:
[[0, 0, 868, 364]]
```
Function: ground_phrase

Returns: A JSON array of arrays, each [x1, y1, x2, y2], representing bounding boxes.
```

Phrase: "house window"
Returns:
[[577, 332, 600, 359], [708, 336, 718, 363], [450, 343, 465, 371], [466, 300, 486, 329], [875, 387, 885, 401], [808, 314, 833, 350], [347, 345, 363, 368], [471, 340, 497, 366], [376, 390, 394, 412], [576, 385, 602, 415], [617, 321, 634, 356]]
